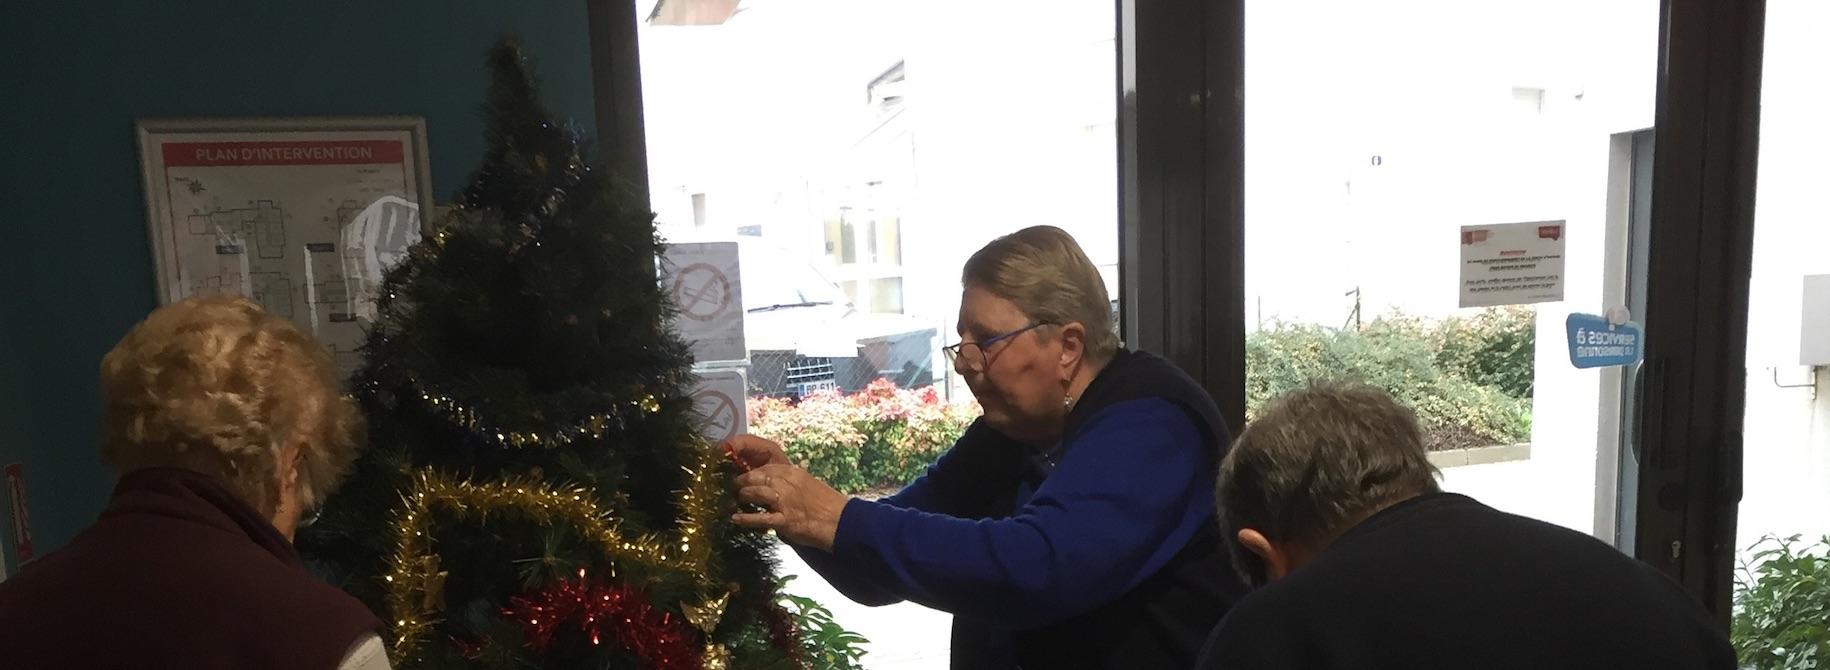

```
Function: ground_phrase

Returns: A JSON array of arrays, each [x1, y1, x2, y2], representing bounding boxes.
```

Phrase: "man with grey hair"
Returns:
[[1196, 382, 1734, 669]]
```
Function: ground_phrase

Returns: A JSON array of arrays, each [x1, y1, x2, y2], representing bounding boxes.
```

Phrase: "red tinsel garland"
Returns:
[[502, 570, 703, 669]]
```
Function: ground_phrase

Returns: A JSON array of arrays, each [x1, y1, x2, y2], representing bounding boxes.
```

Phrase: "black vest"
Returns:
[[945, 349, 1246, 669]]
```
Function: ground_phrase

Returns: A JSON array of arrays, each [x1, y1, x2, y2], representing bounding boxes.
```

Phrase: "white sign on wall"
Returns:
[[691, 368, 748, 445], [1459, 220, 1566, 308], [662, 242, 747, 363]]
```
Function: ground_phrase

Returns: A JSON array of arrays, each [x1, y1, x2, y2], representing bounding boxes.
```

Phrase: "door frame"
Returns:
[[1633, 0, 1765, 622], [1118, 0, 1247, 432]]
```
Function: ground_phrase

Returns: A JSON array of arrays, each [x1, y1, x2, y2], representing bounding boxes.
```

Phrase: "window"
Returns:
[[1245, 0, 1660, 538], [1732, 0, 1830, 654]]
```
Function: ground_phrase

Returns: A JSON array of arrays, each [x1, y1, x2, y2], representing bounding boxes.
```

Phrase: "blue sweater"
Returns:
[[795, 398, 1212, 630]]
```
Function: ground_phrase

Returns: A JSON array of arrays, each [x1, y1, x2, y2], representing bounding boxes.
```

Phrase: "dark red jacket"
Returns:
[[0, 467, 381, 669]]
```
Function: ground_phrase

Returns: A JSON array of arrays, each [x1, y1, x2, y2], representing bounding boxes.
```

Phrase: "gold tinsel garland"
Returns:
[[389, 222, 669, 451], [383, 445, 730, 664], [407, 380, 659, 449]]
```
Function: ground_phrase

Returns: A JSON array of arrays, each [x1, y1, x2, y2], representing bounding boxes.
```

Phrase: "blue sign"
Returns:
[[1567, 313, 1643, 369]]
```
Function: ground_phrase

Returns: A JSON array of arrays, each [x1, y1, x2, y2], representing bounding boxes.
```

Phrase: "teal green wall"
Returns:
[[0, 0, 599, 560]]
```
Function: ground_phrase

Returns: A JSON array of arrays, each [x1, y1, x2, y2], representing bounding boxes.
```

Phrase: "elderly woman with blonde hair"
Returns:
[[728, 226, 1246, 669], [0, 295, 387, 669]]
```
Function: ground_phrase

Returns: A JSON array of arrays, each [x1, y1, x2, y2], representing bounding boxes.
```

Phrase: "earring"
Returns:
[[1063, 394, 1074, 408]]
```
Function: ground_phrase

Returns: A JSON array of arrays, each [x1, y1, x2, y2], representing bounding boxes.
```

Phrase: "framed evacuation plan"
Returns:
[[136, 116, 433, 376]]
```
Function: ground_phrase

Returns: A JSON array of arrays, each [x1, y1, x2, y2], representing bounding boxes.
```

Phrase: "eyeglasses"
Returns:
[[943, 322, 1049, 373]]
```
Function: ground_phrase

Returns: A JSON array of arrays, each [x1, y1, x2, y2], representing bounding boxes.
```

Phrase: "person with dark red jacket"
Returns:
[[0, 296, 385, 669]]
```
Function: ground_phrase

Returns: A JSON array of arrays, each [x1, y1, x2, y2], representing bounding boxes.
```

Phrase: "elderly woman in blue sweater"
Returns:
[[729, 225, 1245, 669]]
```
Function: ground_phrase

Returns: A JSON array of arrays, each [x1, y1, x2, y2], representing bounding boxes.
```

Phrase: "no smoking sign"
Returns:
[[661, 242, 746, 363], [671, 262, 732, 322], [692, 369, 748, 444]]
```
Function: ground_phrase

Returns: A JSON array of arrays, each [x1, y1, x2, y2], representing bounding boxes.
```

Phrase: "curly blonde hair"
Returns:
[[100, 295, 365, 514]]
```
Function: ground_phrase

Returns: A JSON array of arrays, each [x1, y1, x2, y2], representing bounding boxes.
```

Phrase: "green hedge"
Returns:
[[1246, 308, 1535, 451], [754, 308, 1534, 487]]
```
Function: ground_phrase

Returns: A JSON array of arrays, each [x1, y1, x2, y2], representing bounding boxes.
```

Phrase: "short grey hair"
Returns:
[[961, 225, 1118, 362], [1219, 382, 1441, 554]]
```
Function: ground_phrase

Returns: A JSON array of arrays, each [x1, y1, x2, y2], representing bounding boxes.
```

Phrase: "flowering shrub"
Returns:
[[749, 380, 981, 494]]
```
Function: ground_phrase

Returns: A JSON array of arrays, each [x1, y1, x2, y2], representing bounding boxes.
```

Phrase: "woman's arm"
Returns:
[[823, 399, 1215, 629], [877, 418, 1026, 516], [772, 420, 1029, 606]]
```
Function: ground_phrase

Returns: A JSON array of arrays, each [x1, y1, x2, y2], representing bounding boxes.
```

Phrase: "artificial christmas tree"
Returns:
[[300, 40, 836, 669]]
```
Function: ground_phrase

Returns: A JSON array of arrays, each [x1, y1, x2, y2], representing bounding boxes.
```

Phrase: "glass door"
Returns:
[[1244, 0, 1662, 538]]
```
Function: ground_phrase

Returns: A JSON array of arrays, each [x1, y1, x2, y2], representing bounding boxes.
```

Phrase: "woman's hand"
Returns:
[[724, 435, 791, 470], [732, 463, 848, 552]]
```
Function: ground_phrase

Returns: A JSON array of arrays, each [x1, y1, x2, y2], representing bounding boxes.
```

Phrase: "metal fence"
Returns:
[[746, 344, 938, 400], [740, 304, 1117, 402]]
